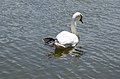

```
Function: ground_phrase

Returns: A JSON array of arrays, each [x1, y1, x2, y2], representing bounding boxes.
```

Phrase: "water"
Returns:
[[0, 0, 120, 79]]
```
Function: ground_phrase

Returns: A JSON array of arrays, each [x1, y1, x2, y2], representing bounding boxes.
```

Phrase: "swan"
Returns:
[[43, 12, 83, 48]]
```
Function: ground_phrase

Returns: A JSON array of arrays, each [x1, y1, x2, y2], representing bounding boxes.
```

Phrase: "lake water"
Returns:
[[0, 0, 120, 79]]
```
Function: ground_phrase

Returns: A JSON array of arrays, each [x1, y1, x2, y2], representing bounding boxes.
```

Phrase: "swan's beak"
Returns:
[[80, 19, 83, 23], [79, 15, 83, 23], [79, 16, 83, 23]]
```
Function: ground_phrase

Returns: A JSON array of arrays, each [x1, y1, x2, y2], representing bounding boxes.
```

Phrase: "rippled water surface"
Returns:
[[0, 0, 120, 79]]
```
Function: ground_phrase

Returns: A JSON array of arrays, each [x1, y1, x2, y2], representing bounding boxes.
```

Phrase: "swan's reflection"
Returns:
[[47, 46, 84, 58], [54, 47, 73, 57]]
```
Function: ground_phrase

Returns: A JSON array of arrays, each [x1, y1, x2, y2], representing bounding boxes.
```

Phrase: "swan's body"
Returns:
[[43, 12, 83, 48], [55, 31, 79, 47]]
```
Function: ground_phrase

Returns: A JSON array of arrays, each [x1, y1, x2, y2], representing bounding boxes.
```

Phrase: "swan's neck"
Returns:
[[71, 19, 77, 35]]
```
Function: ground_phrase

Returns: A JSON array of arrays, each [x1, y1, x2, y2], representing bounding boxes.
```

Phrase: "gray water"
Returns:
[[0, 0, 120, 79]]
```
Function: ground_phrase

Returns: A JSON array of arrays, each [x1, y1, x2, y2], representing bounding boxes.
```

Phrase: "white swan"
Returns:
[[43, 12, 83, 48]]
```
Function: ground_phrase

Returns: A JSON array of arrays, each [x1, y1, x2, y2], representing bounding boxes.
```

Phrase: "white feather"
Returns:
[[55, 12, 83, 48], [56, 31, 79, 47], [43, 12, 83, 48]]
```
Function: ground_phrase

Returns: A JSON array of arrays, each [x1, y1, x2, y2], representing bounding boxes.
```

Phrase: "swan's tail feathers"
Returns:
[[43, 38, 56, 47]]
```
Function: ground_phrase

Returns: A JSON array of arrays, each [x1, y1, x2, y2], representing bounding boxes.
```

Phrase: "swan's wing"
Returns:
[[56, 31, 79, 46]]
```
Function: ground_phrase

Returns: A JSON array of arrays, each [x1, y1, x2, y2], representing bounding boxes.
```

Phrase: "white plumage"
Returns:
[[43, 12, 83, 48], [55, 12, 83, 48], [56, 31, 79, 47]]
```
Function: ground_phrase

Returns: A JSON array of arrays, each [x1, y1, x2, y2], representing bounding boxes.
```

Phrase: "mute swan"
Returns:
[[43, 12, 83, 48]]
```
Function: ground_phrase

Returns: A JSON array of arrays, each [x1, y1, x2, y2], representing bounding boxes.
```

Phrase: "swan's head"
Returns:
[[72, 12, 83, 23]]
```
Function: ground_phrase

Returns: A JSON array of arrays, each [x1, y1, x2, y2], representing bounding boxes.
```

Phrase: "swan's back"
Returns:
[[56, 31, 79, 47]]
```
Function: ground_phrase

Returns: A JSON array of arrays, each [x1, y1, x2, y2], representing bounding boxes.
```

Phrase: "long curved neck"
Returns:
[[71, 19, 77, 35]]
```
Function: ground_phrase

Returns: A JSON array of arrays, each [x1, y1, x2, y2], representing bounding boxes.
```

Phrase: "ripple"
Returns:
[[0, 0, 120, 79]]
